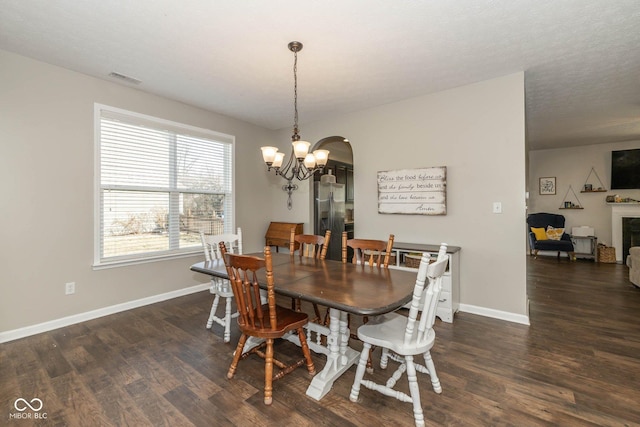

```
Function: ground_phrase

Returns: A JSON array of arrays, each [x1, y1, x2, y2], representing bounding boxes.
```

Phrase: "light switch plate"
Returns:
[[493, 202, 502, 214]]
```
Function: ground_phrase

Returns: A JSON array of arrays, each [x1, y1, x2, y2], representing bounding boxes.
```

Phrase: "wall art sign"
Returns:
[[377, 166, 446, 215], [539, 177, 556, 195]]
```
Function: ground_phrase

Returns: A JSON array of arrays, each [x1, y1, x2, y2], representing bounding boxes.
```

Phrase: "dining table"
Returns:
[[190, 251, 419, 400]]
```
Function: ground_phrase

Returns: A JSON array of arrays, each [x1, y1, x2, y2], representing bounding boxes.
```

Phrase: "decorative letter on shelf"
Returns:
[[377, 166, 447, 215]]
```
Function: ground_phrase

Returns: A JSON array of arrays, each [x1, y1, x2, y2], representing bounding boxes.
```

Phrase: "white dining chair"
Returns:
[[349, 243, 449, 427], [200, 229, 243, 343]]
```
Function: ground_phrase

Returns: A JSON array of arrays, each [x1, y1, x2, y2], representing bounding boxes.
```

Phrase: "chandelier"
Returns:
[[261, 41, 329, 209]]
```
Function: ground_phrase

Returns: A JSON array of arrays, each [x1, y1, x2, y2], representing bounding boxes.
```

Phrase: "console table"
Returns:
[[389, 242, 461, 323]]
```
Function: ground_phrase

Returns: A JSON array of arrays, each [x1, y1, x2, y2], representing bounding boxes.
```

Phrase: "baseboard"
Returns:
[[2, 285, 530, 343], [459, 303, 530, 325], [0, 283, 211, 344]]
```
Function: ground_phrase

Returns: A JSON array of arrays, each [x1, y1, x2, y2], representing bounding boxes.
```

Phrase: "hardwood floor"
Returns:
[[2, 257, 640, 426]]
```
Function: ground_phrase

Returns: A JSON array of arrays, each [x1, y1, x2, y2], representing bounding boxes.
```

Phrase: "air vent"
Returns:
[[108, 72, 142, 85]]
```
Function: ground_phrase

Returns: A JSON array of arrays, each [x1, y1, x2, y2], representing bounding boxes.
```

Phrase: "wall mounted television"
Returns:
[[611, 148, 640, 189]]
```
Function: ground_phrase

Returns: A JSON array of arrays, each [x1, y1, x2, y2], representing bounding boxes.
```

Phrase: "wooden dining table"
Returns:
[[190, 251, 419, 400]]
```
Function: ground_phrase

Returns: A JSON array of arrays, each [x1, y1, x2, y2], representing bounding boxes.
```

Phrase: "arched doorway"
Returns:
[[311, 136, 354, 261]]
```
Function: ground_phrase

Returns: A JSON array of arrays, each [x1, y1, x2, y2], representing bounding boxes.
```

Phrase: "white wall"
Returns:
[[268, 73, 529, 321], [0, 49, 275, 334], [529, 141, 640, 247], [0, 49, 529, 334]]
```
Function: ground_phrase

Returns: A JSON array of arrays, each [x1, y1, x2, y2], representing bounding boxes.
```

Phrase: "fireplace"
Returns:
[[622, 218, 640, 262], [611, 204, 640, 263]]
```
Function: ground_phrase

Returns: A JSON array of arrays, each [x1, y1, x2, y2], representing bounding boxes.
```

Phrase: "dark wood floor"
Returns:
[[2, 257, 640, 426]]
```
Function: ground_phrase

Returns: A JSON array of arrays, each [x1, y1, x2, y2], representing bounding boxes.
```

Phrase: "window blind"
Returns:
[[96, 105, 234, 266]]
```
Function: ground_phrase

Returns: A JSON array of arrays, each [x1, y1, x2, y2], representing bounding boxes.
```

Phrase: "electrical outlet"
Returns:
[[65, 282, 76, 295]]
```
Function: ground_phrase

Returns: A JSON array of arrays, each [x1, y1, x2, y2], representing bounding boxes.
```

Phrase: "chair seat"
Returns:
[[239, 304, 310, 338], [533, 239, 573, 251], [210, 286, 235, 298], [357, 313, 435, 356]]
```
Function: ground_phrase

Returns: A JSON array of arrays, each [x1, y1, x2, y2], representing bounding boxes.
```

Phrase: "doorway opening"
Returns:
[[311, 137, 353, 261]]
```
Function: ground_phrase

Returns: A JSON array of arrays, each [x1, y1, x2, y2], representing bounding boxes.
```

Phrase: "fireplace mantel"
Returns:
[[610, 203, 640, 262]]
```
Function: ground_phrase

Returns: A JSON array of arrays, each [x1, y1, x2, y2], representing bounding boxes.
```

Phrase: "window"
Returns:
[[95, 104, 234, 267]]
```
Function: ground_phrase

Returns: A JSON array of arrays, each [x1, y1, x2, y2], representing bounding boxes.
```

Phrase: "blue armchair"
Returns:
[[527, 213, 575, 260]]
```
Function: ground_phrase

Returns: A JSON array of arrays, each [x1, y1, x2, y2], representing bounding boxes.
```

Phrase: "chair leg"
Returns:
[[312, 304, 322, 323], [380, 348, 390, 369], [297, 327, 316, 375], [533, 249, 539, 259], [349, 343, 371, 402], [264, 338, 274, 405], [423, 351, 442, 393], [406, 356, 425, 427], [207, 294, 221, 329], [227, 334, 247, 380], [350, 314, 374, 373], [223, 296, 233, 343], [323, 307, 331, 326], [366, 348, 374, 373]]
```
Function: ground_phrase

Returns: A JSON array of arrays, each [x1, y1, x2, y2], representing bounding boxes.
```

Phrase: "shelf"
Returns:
[[560, 185, 583, 210], [581, 167, 606, 193]]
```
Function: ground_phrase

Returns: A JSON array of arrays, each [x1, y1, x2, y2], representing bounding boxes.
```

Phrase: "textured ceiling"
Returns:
[[1, 0, 639, 150]]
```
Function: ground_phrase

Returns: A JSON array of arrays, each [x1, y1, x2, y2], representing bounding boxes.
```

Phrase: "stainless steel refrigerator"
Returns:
[[314, 180, 345, 261]]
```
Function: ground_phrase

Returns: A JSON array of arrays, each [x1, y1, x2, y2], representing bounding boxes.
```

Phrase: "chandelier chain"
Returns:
[[293, 48, 299, 140]]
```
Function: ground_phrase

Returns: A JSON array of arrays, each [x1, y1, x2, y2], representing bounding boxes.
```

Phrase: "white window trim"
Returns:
[[93, 103, 235, 269]]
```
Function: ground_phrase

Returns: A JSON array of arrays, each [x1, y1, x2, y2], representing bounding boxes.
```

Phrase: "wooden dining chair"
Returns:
[[340, 231, 395, 371], [342, 231, 395, 267], [289, 228, 331, 260], [220, 243, 316, 405], [289, 228, 331, 320], [349, 244, 448, 427], [200, 229, 243, 343]]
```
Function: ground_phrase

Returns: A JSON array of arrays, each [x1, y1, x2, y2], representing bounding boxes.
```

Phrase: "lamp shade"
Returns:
[[261, 146, 278, 164], [303, 153, 316, 168], [292, 140, 311, 159], [272, 152, 285, 168], [312, 149, 329, 167]]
